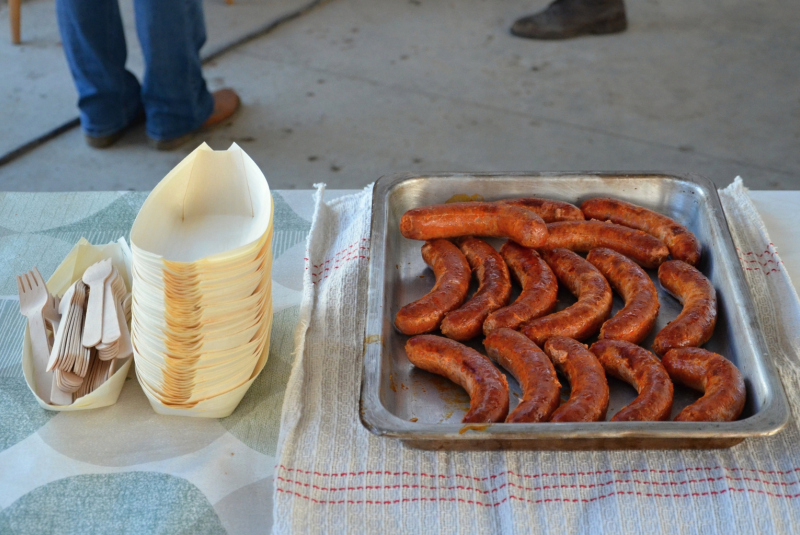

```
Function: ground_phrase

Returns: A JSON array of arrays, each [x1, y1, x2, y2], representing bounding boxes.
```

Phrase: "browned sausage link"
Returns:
[[589, 340, 673, 421], [586, 248, 660, 345], [399, 202, 549, 248], [440, 237, 512, 341], [501, 197, 585, 223], [662, 348, 745, 422], [483, 242, 558, 335], [544, 337, 609, 422], [520, 249, 612, 346], [541, 221, 670, 269], [394, 240, 470, 335], [652, 260, 717, 356], [405, 335, 509, 423], [581, 197, 701, 266], [484, 328, 561, 423]]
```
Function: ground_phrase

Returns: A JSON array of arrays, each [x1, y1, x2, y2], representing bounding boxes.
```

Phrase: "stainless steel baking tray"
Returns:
[[360, 173, 790, 450]]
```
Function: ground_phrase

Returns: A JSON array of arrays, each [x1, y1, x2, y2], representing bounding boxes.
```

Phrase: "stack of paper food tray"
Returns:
[[130, 143, 274, 418]]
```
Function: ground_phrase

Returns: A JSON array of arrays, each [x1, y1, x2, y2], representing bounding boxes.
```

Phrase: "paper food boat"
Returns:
[[22, 238, 134, 411], [130, 143, 274, 418]]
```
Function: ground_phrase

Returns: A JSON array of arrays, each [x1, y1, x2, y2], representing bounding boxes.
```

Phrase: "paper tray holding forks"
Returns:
[[22, 237, 133, 411]]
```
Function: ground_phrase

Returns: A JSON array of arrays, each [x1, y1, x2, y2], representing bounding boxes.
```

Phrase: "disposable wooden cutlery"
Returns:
[[82, 258, 112, 348], [17, 267, 56, 401], [19, 240, 135, 408]]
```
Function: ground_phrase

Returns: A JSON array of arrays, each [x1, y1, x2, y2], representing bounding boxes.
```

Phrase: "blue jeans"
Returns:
[[55, 0, 214, 140]]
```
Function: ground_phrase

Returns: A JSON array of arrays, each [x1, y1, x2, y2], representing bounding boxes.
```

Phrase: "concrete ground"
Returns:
[[0, 0, 798, 191]]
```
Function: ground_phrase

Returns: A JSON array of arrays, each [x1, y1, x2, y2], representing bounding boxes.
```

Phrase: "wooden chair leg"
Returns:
[[10, 0, 21, 45]]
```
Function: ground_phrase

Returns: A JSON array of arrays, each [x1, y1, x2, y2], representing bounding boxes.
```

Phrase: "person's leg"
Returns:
[[511, 0, 627, 40], [55, 0, 143, 141], [134, 0, 215, 142]]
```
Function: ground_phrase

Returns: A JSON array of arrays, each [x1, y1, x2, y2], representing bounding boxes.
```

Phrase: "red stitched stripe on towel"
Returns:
[[276, 486, 800, 506], [278, 465, 800, 482], [276, 474, 800, 494]]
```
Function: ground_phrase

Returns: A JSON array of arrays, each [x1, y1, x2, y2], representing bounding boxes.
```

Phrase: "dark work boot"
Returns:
[[84, 109, 145, 149], [511, 0, 627, 40]]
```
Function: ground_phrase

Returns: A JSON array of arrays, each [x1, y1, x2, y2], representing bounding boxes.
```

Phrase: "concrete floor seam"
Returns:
[[2, 0, 796, 190], [0, 0, 336, 171]]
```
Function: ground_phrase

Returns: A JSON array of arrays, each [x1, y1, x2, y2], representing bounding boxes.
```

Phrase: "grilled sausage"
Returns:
[[501, 197, 585, 222], [589, 340, 673, 421], [544, 337, 609, 422], [484, 328, 561, 423], [652, 260, 717, 356], [406, 335, 509, 423], [483, 242, 558, 335], [662, 348, 745, 422], [581, 197, 701, 266], [520, 249, 613, 346], [440, 237, 512, 341], [586, 248, 660, 345], [394, 240, 470, 335], [541, 220, 670, 269], [400, 202, 549, 248]]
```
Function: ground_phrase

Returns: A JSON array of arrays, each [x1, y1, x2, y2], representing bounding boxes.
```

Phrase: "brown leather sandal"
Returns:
[[150, 88, 241, 151]]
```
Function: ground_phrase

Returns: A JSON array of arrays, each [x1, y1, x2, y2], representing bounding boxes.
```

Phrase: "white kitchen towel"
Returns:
[[719, 178, 800, 415], [273, 179, 800, 534]]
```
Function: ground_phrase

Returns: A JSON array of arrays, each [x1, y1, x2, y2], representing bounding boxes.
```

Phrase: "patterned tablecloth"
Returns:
[[0, 188, 797, 534]]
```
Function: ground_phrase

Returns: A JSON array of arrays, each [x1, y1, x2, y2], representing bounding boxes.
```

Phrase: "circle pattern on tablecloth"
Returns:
[[213, 477, 274, 533], [220, 306, 300, 455], [0, 472, 225, 534], [37, 377, 227, 467], [0, 378, 57, 453]]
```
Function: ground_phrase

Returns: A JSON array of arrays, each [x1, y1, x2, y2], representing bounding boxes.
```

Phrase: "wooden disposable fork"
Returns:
[[47, 281, 87, 373], [43, 294, 60, 348], [17, 267, 56, 401]]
